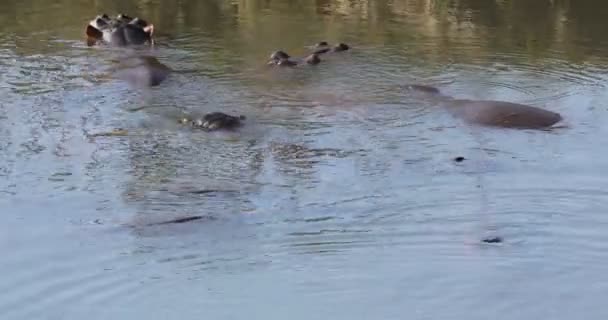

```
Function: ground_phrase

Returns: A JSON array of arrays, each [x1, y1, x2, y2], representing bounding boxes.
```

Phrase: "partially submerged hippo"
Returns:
[[114, 55, 172, 87], [312, 42, 350, 55], [86, 13, 154, 47], [179, 112, 246, 131], [267, 50, 321, 67], [446, 99, 562, 129], [406, 85, 563, 129]]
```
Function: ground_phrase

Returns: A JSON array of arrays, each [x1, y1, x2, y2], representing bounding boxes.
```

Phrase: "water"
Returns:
[[2, 0, 608, 319]]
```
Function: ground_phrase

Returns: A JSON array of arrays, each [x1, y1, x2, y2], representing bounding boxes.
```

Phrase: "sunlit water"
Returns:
[[2, 0, 608, 319]]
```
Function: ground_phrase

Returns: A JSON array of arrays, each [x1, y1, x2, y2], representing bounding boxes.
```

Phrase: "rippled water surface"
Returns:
[[2, 0, 608, 319]]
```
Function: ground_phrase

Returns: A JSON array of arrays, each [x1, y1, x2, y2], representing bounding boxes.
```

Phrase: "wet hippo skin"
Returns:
[[406, 85, 563, 129], [114, 55, 171, 87], [267, 51, 321, 67], [86, 13, 154, 47], [312, 42, 350, 55], [179, 112, 246, 131]]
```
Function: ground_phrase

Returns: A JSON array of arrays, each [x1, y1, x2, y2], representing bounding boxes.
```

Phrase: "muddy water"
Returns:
[[2, 0, 608, 319]]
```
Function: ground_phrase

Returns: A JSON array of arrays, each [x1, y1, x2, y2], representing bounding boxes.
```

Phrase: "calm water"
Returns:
[[2, 0, 608, 319]]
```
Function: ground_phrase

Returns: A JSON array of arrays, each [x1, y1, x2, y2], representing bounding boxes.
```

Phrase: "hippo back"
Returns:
[[448, 99, 563, 129]]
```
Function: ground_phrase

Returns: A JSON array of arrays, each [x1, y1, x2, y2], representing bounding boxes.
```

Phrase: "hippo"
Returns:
[[267, 51, 297, 67], [179, 112, 246, 131], [116, 14, 149, 29], [312, 42, 350, 55], [446, 99, 563, 129], [267, 50, 321, 67], [86, 13, 154, 47], [114, 55, 171, 87], [406, 85, 563, 129]]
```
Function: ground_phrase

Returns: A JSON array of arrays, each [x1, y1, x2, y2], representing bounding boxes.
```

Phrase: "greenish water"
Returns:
[[2, 0, 608, 319]]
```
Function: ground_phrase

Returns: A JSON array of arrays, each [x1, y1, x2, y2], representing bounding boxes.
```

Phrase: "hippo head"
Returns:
[[333, 43, 350, 52], [116, 14, 154, 38], [312, 42, 349, 54], [183, 112, 246, 131], [269, 50, 290, 61], [85, 13, 154, 47], [267, 50, 294, 66], [129, 17, 150, 29], [91, 14, 112, 29], [86, 14, 113, 45]]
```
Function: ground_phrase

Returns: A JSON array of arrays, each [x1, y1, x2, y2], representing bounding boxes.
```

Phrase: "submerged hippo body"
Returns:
[[406, 85, 563, 129], [179, 112, 246, 131], [86, 13, 154, 47], [115, 55, 171, 87], [109, 24, 152, 46]]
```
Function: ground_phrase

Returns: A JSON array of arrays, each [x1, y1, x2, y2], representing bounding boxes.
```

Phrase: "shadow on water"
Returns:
[[3, 0, 608, 319]]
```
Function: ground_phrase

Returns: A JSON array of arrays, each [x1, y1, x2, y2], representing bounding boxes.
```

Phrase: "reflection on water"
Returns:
[[2, 0, 608, 319]]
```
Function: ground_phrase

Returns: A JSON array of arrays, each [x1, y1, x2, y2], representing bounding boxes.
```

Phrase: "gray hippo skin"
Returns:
[[406, 85, 563, 129], [313, 42, 350, 55], [179, 112, 246, 131], [86, 13, 154, 47], [267, 50, 321, 67], [447, 99, 562, 129], [115, 55, 171, 87]]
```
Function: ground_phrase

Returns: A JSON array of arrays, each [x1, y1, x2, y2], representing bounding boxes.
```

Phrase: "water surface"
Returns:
[[2, 0, 608, 319]]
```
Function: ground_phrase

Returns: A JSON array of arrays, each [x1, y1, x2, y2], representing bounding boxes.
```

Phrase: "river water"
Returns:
[[2, 0, 608, 319]]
